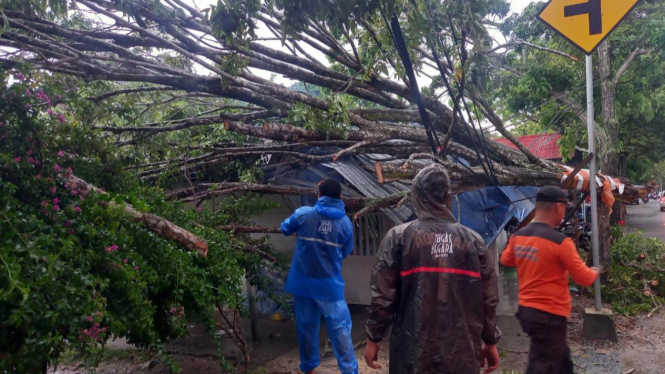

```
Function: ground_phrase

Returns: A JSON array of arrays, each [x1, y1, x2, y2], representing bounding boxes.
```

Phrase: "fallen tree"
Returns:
[[0, 0, 649, 277]]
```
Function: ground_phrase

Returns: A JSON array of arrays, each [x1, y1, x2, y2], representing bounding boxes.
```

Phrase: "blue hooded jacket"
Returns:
[[281, 196, 354, 301]]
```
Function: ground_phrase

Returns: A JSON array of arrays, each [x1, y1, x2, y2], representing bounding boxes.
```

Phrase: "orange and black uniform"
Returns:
[[501, 222, 597, 374]]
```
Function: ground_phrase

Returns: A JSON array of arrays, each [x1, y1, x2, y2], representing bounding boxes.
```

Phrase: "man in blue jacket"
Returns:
[[281, 179, 358, 374]]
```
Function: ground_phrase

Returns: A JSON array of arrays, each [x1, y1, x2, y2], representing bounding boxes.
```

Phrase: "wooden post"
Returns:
[[246, 278, 260, 342]]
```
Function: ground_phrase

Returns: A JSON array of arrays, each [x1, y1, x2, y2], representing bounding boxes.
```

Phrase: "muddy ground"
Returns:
[[53, 296, 665, 374]]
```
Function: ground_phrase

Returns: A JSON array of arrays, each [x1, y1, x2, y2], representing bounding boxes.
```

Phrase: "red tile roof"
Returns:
[[493, 133, 564, 160]]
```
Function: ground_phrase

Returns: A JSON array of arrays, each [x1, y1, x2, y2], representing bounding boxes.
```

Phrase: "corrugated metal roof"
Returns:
[[322, 157, 413, 224]]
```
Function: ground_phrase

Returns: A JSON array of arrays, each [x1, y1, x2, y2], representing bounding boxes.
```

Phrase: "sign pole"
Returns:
[[586, 54, 602, 311]]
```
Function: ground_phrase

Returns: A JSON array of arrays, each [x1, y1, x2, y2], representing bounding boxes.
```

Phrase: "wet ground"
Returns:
[[54, 201, 665, 374], [625, 199, 665, 240]]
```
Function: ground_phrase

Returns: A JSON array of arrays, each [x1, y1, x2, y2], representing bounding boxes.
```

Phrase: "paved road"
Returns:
[[626, 199, 665, 241]]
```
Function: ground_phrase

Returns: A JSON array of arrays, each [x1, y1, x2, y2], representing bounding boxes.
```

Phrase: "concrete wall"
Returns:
[[248, 196, 297, 256]]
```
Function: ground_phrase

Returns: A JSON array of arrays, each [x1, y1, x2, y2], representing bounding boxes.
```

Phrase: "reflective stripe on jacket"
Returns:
[[366, 164, 500, 374]]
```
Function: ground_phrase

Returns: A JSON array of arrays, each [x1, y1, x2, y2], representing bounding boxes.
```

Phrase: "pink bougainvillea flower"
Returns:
[[36, 91, 50, 104], [49, 187, 56, 193], [122, 258, 128, 264], [66, 166, 73, 175], [57, 114, 66, 123], [55, 94, 61, 101], [52, 205, 60, 211], [13, 157, 21, 162], [75, 206, 82, 213], [79, 323, 108, 342], [17, 73, 24, 81], [112, 262, 117, 267], [27, 157, 35, 164], [26, 149, 33, 156], [110, 244, 119, 251], [47, 108, 54, 116], [135, 266, 140, 271], [58, 150, 64, 158], [25, 88, 31, 97], [41, 200, 48, 207], [68, 229, 75, 235], [72, 190, 78, 196], [52, 198, 60, 204], [64, 220, 72, 227], [196, 207, 203, 212], [86, 316, 93, 322], [105, 247, 111, 253], [24, 104, 31, 110], [35, 174, 41, 180], [0, 121, 5, 127], [54, 164, 61, 172]]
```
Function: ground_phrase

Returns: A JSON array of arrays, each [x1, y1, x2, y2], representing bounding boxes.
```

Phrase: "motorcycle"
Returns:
[[563, 222, 591, 252], [560, 204, 591, 252]]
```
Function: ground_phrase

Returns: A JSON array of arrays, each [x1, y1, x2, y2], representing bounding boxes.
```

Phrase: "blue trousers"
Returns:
[[294, 296, 359, 374]]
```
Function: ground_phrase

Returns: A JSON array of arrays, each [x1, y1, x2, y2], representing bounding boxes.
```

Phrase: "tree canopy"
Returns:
[[0, 0, 661, 371]]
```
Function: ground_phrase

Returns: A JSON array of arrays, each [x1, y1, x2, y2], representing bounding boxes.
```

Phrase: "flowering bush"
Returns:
[[0, 71, 281, 372]]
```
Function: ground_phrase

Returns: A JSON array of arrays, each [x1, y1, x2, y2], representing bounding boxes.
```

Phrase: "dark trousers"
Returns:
[[516, 306, 574, 374]]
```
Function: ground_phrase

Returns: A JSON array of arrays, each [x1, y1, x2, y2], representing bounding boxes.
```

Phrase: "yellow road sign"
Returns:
[[538, 0, 641, 55]]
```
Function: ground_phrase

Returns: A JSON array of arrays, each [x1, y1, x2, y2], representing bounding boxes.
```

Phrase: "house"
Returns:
[[493, 133, 583, 164], [245, 145, 538, 305]]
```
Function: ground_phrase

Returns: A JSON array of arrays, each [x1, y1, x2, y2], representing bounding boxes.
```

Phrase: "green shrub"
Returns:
[[0, 71, 281, 372], [603, 231, 665, 316]]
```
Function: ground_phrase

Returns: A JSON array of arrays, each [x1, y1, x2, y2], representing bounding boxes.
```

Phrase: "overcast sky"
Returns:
[[511, 0, 533, 14]]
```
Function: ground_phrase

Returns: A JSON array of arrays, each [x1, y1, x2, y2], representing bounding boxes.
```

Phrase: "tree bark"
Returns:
[[591, 42, 621, 278], [611, 153, 628, 223], [68, 176, 209, 256], [374, 160, 562, 187]]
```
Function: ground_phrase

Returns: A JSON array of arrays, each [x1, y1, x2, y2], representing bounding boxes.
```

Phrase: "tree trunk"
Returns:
[[611, 153, 628, 224], [590, 42, 621, 280]]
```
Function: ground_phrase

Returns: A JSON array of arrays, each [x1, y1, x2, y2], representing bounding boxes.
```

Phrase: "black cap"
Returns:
[[536, 186, 568, 203]]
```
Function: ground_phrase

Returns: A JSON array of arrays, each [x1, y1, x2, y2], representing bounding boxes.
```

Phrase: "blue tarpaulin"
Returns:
[[450, 186, 538, 247]]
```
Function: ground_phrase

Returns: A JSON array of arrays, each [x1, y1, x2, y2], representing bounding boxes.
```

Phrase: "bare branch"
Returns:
[[88, 86, 179, 102], [486, 40, 580, 61], [472, 94, 550, 168], [615, 48, 650, 85]]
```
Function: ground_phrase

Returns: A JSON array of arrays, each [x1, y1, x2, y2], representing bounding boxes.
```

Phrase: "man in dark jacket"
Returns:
[[364, 164, 501, 374], [281, 179, 358, 374]]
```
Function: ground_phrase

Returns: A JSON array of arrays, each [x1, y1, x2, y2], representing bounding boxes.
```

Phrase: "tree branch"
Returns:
[[217, 225, 283, 234], [68, 175, 208, 256], [87, 86, 178, 102], [615, 48, 649, 85], [472, 94, 550, 168], [486, 40, 580, 61]]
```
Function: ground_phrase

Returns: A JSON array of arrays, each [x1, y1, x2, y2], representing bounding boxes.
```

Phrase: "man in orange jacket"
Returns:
[[501, 186, 601, 374]]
